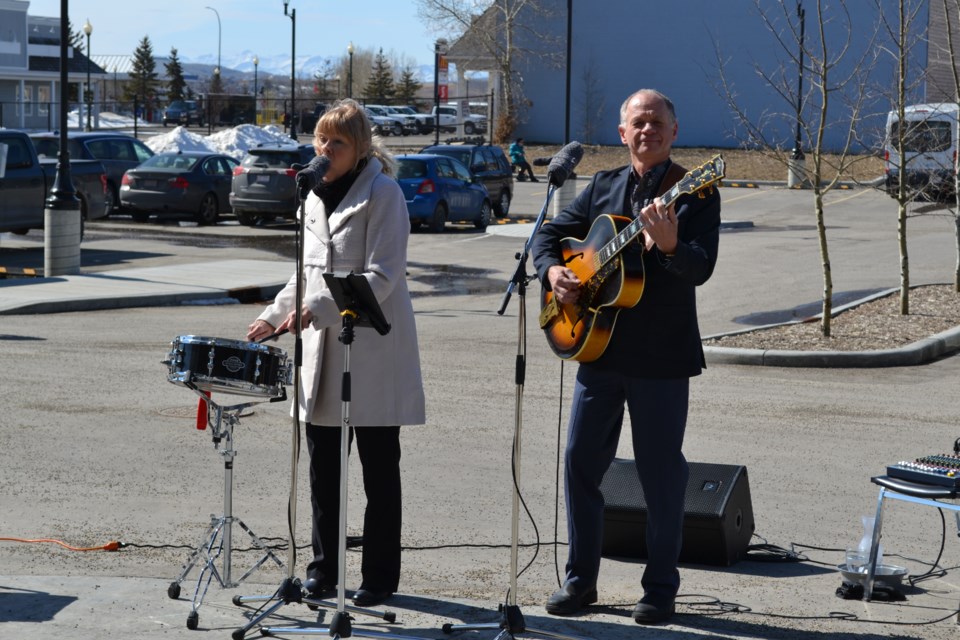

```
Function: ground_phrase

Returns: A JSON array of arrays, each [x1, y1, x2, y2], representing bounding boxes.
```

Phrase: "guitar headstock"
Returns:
[[677, 154, 725, 195]]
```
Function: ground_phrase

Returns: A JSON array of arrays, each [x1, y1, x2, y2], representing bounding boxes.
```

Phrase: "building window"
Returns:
[[37, 86, 50, 115], [22, 85, 33, 116]]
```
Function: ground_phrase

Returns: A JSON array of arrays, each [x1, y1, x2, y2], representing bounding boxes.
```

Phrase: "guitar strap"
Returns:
[[656, 161, 688, 199]]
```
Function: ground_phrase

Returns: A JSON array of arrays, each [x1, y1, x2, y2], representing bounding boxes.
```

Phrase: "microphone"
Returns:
[[547, 141, 584, 188], [295, 155, 331, 197]]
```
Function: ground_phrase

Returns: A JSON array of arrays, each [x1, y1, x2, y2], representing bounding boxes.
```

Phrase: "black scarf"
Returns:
[[313, 158, 368, 215]]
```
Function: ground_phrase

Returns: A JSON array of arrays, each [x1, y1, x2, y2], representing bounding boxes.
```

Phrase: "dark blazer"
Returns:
[[531, 162, 721, 378]]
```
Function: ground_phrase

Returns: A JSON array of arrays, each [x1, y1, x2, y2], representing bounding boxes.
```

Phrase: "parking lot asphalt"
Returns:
[[3, 180, 960, 640]]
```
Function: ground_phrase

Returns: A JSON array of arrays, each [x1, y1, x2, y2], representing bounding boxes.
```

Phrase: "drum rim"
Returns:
[[173, 334, 286, 356]]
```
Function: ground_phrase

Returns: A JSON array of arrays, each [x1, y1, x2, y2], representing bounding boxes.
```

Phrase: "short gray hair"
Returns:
[[619, 89, 676, 125]]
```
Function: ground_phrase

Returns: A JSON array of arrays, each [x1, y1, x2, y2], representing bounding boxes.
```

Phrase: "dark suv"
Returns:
[[230, 143, 317, 226], [419, 143, 514, 217], [29, 131, 155, 214], [163, 100, 204, 127]]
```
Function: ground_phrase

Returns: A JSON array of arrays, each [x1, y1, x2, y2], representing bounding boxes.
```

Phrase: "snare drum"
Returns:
[[164, 335, 292, 398]]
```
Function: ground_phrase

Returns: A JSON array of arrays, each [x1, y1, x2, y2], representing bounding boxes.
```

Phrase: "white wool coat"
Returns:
[[257, 157, 426, 426]]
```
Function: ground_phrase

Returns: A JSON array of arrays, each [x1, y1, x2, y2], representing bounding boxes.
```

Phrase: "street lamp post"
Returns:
[[788, 1, 807, 188], [205, 6, 221, 75], [83, 19, 92, 131], [347, 42, 354, 99], [253, 55, 259, 124], [284, 0, 297, 139]]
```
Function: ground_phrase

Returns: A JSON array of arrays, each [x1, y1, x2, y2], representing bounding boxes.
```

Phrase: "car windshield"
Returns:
[[141, 154, 200, 170], [396, 159, 428, 179], [891, 119, 953, 153]]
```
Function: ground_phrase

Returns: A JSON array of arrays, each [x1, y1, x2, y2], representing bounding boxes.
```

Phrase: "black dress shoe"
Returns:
[[352, 588, 393, 607], [303, 578, 335, 600], [544, 583, 598, 616], [632, 594, 675, 624]]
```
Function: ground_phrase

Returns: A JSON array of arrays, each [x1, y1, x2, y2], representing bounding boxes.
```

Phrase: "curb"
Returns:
[[703, 286, 960, 368]]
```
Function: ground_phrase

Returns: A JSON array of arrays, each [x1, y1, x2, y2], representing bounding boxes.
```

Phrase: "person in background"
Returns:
[[530, 88, 721, 625], [247, 99, 425, 609], [508, 137, 538, 182]]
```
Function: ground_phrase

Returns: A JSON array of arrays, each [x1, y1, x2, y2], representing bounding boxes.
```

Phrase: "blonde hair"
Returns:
[[313, 99, 395, 176]]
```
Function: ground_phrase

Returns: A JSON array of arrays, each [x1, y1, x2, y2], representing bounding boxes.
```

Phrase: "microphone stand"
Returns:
[[443, 181, 586, 640], [231, 179, 312, 640]]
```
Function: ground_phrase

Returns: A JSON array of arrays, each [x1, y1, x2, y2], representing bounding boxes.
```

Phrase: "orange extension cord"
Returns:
[[0, 537, 124, 552]]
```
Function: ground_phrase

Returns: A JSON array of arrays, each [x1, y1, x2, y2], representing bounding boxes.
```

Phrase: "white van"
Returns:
[[884, 102, 959, 200]]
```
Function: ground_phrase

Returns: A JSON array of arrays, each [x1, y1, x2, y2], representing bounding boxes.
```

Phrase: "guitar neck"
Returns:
[[593, 183, 682, 269], [593, 155, 723, 270]]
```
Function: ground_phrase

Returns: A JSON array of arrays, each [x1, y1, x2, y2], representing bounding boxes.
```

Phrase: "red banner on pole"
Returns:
[[438, 85, 448, 100]]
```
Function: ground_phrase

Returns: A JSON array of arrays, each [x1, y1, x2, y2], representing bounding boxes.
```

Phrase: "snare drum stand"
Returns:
[[168, 388, 285, 630]]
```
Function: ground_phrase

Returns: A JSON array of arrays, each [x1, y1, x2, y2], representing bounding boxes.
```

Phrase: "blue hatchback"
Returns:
[[395, 154, 492, 232]]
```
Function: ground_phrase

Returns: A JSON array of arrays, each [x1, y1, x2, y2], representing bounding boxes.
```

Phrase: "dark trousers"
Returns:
[[513, 160, 535, 180], [305, 424, 402, 592], [563, 366, 689, 600]]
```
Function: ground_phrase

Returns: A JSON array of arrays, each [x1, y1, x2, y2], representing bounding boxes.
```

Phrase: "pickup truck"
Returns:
[[430, 104, 488, 135], [0, 130, 109, 235]]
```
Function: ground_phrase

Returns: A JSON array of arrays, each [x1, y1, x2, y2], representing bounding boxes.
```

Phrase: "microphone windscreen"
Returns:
[[547, 141, 584, 187]]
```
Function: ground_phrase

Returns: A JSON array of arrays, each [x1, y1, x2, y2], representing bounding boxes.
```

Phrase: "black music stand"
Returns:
[[259, 272, 430, 639]]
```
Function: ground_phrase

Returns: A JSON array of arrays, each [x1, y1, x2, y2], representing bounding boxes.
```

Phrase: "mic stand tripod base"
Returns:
[[442, 604, 589, 640]]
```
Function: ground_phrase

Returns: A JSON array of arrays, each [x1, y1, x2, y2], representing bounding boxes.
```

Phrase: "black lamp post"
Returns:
[[792, 1, 805, 161], [284, 0, 297, 139], [83, 18, 92, 131], [347, 42, 354, 99], [253, 55, 259, 123]]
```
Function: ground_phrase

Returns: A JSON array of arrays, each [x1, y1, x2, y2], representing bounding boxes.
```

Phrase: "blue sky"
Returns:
[[26, 0, 437, 66]]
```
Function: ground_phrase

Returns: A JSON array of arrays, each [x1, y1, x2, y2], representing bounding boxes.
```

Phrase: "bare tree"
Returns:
[[937, 0, 960, 292], [713, 0, 879, 336], [577, 56, 606, 145], [415, 0, 555, 141], [875, 0, 931, 313]]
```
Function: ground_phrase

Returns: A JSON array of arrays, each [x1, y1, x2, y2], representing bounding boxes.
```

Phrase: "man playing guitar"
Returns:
[[531, 89, 721, 624]]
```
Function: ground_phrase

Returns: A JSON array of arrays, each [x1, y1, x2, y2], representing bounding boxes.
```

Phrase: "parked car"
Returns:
[[0, 129, 108, 235], [229, 143, 317, 226], [163, 100, 205, 127], [389, 105, 436, 133], [395, 154, 492, 232], [119, 151, 238, 225], [299, 102, 329, 132], [884, 103, 958, 201], [29, 131, 155, 214], [363, 107, 404, 137], [366, 105, 417, 135], [419, 143, 513, 217]]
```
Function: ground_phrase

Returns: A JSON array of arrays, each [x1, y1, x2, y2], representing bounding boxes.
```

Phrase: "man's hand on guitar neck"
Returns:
[[547, 265, 582, 304], [640, 197, 678, 254]]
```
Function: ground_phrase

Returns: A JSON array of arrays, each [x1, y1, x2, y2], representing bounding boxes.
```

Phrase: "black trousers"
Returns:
[[305, 424, 402, 592]]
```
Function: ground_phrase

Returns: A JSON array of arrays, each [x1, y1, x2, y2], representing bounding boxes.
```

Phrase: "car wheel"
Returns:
[[235, 211, 261, 226], [464, 122, 475, 135], [103, 188, 115, 215], [197, 193, 220, 225], [494, 190, 511, 218], [392, 122, 403, 136], [474, 200, 492, 230], [429, 202, 447, 233]]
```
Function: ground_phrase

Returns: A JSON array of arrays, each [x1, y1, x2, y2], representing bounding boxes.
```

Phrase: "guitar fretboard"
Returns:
[[593, 157, 722, 271]]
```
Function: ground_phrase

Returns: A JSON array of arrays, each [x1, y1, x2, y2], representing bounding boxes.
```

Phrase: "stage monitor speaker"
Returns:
[[600, 458, 754, 566]]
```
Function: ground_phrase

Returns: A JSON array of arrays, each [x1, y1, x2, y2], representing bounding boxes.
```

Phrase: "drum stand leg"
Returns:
[[168, 398, 284, 630]]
